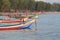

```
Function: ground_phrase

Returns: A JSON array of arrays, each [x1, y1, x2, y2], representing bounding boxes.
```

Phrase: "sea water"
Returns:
[[0, 14, 60, 40]]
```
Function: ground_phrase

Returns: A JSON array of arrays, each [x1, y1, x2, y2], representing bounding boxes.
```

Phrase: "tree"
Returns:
[[18, 0, 35, 11], [1, 0, 11, 11], [35, 1, 45, 11], [0, 0, 2, 11], [44, 3, 52, 11], [0, 0, 60, 12], [10, 0, 19, 11], [28, 0, 35, 11], [53, 3, 60, 11]]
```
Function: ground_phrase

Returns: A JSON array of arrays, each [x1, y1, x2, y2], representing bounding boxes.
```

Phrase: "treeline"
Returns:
[[0, 0, 60, 12]]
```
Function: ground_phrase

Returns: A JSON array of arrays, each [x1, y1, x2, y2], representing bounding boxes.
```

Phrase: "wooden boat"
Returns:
[[0, 13, 38, 30], [0, 19, 35, 30], [0, 17, 28, 23]]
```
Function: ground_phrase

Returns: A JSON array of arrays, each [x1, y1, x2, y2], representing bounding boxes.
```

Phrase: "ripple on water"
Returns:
[[0, 14, 60, 40]]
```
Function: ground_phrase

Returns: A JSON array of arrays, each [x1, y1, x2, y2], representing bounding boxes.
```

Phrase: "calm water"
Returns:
[[0, 14, 60, 40]]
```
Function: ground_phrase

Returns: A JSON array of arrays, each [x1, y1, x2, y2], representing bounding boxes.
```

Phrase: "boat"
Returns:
[[0, 13, 38, 30], [0, 16, 28, 23], [0, 19, 35, 30], [0, 18, 28, 23]]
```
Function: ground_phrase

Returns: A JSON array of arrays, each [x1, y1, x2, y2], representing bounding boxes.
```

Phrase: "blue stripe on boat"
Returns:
[[21, 24, 32, 29]]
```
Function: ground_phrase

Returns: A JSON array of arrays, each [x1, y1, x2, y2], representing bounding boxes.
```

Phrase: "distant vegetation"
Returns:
[[0, 0, 60, 12]]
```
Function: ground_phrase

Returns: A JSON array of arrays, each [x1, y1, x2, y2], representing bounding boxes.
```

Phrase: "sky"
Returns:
[[35, 0, 60, 3]]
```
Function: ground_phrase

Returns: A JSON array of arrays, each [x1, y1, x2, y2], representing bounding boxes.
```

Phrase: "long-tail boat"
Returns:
[[0, 13, 38, 30], [0, 19, 35, 30]]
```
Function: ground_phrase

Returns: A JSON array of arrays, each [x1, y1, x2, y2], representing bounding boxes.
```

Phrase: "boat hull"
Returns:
[[0, 27, 21, 30], [0, 17, 28, 23], [0, 24, 32, 30], [0, 19, 35, 30]]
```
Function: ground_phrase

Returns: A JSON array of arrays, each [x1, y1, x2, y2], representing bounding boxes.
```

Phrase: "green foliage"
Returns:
[[44, 3, 52, 11], [2, 0, 11, 10], [0, 0, 60, 12], [37, 1, 45, 11], [52, 3, 60, 11], [10, 0, 19, 10]]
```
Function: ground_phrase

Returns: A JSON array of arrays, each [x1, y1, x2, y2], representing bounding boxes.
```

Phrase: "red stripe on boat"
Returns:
[[0, 27, 21, 30]]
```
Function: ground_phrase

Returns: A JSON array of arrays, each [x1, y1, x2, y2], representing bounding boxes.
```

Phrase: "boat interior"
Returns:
[[0, 13, 37, 27]]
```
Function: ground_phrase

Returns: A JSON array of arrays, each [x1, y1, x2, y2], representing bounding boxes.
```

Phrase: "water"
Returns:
[[0, 14, 60, 40]]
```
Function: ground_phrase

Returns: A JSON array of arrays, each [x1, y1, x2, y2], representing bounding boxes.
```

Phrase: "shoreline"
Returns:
[[0, 12, 60, 15], [40, 12, 60, 14]]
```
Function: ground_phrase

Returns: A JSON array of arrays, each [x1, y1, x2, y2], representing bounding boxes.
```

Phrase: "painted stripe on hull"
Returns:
[[0, 27, 21, 30], [0, 19, 35, 30], [21, 24, 32, 29], [0, 24, 32, 30]]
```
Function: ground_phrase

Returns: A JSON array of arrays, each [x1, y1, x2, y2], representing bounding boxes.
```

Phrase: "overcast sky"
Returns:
[[45, 0, 60, 3], [35, 0, 60, 3]]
